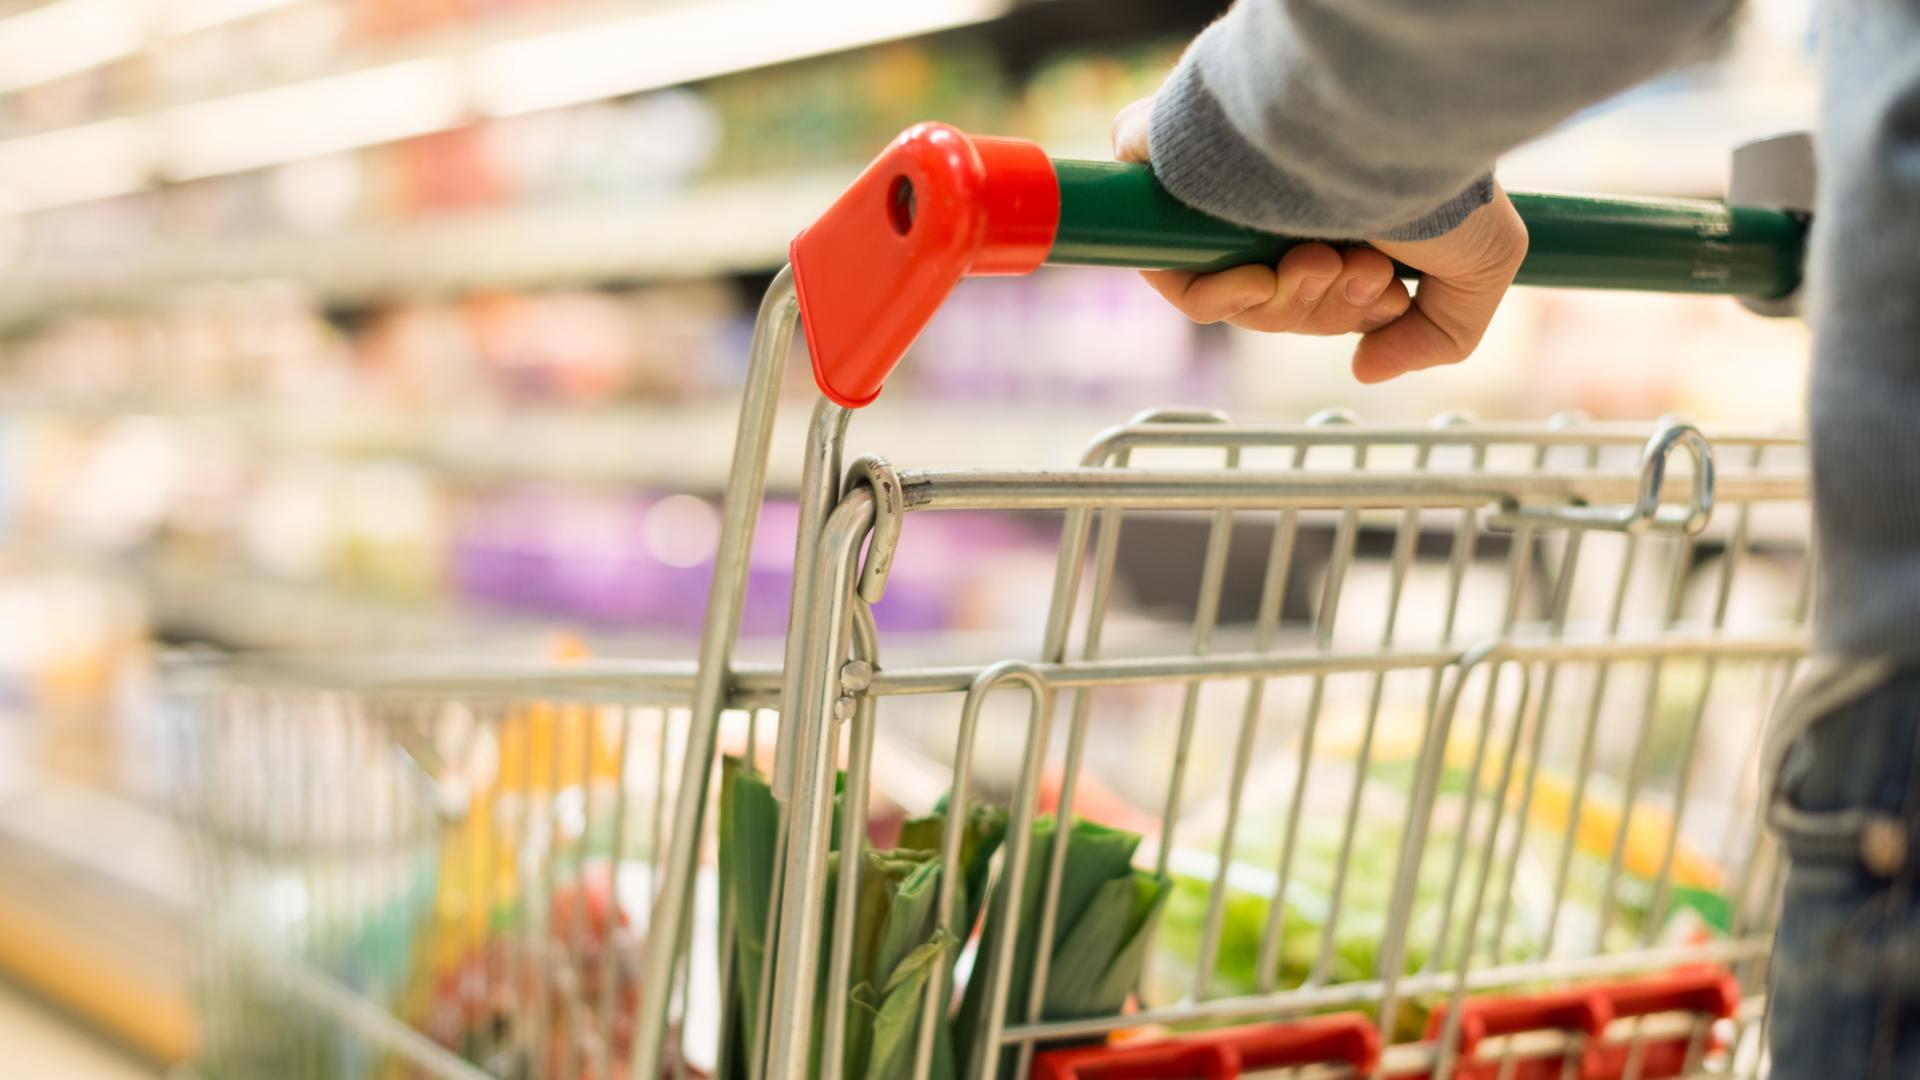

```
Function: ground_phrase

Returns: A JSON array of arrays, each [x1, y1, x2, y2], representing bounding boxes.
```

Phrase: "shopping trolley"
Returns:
[[173, 124, 1816, 1080]]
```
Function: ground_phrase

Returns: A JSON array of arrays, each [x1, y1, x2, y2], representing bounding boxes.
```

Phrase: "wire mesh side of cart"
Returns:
[[170, 410, 1811, 1080], [755, 411, 1810, 1080], [168, 658, 786, 1080], [165, 272, 803, 1080]]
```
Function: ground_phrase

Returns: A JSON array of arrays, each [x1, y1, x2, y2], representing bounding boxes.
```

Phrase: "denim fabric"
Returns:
[[1768, 669, 1920, 1080]]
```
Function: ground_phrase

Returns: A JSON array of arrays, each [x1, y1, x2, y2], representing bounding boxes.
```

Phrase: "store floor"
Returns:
[[0, 979, 161, 1079]]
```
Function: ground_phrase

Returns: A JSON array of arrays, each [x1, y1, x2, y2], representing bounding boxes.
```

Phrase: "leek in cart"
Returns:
[[838, 850, 951, 1079], [954, 817, 1171, 1077], [719, 758, 786, 1066], [719, 762, 1007, 1080]]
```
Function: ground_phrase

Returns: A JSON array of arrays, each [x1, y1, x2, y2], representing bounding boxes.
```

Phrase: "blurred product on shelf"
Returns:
[[705, 42, 1009, 178], [909, 269, 1220, 406], [10, 28, 1183, 278], [358, 283, 742, 406], [452, 491, 1061, 637], [0, 395, 1073, 647], [0, 270, 1234, 414], [0, 278, 746, 407], [0, 560, 150, 785], [6, 0, 642, 135], [8, 34, 1018, 268], [481, 90, 721, 207], [1017, 39, 1183, 149]]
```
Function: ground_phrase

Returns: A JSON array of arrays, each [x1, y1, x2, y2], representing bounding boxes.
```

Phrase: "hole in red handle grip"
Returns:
[[1029, 1013, 1380, 1080], [789, 123, 1059, 409], [887, 175, 915, 236]]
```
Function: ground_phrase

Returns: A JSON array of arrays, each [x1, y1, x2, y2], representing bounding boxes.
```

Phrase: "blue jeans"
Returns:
[[1769, 669, 1920, 1079]]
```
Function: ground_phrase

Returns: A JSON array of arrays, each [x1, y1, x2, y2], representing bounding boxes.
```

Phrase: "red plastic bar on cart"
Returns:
[[1424, 985, 1612, 1080], [1030, 1013, 1380, 1080], [1584, 968, 1740, 1080], [1418, 967, 1742, 1080]]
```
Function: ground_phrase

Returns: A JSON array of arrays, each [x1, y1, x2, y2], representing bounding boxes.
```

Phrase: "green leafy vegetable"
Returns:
[[719, 762, 1006, 1080], [719, 757, 784, 1061], [955, 816, 1170, 1078]]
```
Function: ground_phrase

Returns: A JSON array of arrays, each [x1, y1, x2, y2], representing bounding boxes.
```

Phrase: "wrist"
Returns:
[[1377, 174, 1497, 242]]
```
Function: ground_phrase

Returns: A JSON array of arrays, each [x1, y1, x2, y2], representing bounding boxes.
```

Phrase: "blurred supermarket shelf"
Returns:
[[0, 750, 195, 1067], [0, 394, 1117, 488], [0, 0, 1013, 209], [0, 168, 854, 322], [0, 2, 1818, 328], [0, 983, 161, 1080], [134, 548, 1086, 662], [1497, 78, 1818, 196], [137, 547, 699, 654], [0, 0, 1813, 214], [0, 93, 1820, 327]]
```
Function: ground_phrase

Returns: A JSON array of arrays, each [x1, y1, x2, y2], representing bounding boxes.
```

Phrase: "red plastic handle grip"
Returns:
[[1030, 1014, 1381, 1080], [789, 123, 1059, 409], [1421, 985, 1612, 1080], [1428, 988, 1614, 1062], [1584, 968, 1740, 1080], [1421, 968, 1743, 1080], [1601, 968, 1740, 1023]]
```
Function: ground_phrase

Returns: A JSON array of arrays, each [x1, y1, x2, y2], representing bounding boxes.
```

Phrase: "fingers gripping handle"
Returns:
[[789, 124, 1810, 409]]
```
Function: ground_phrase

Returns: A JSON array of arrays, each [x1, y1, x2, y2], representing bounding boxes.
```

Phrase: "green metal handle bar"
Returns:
[[1047, 159, 1807, 300], [789, 127, 1812, 408]]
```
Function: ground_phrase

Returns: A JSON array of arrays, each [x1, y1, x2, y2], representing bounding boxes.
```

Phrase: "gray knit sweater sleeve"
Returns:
[[1149, 0, 1742, 240]]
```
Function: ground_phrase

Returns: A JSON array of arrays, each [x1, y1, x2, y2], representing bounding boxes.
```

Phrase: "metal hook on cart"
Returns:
[[1493, 417, 1715, 535], [844, 454, 903, 603], [1303, 407, 1363, 469], [1126, 405, 1232, 426], [1629, 418, 1717, 534], [1306, 406, 1362, 428], [1080, 406, 1230, 471]]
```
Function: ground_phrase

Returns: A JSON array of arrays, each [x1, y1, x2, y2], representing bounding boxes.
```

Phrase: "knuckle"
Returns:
[[1229, 312, 1283, 334], [1287, 242, 1342, 272], [1452, 216, 1528, 282], [1488, 215, 1530, 271], [1267, 309, 1311, 333], [1178, 298, 1225, 324], [1344, 246, 1394, 275]]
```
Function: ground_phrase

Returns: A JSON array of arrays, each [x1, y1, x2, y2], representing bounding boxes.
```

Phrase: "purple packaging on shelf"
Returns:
[[912, 270, 1209, 405], [451, 487, 1055, 637], [453, 487, 666, 624]]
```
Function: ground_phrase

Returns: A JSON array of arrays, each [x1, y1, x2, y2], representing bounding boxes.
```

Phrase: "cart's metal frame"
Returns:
[[180, 266, 1809, 1080]]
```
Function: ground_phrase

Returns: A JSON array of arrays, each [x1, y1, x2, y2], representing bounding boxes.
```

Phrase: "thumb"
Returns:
[[1111, 96, 1154, 163], [1354, 192, 1527, 382], [1351, 272, 1511, 383]]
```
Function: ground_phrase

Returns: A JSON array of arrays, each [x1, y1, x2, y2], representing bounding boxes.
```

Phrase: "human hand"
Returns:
[[1112, 96, 1528, 383]]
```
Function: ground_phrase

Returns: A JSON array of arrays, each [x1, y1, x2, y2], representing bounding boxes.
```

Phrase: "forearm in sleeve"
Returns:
[[1150, 0, 1741, 239]]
